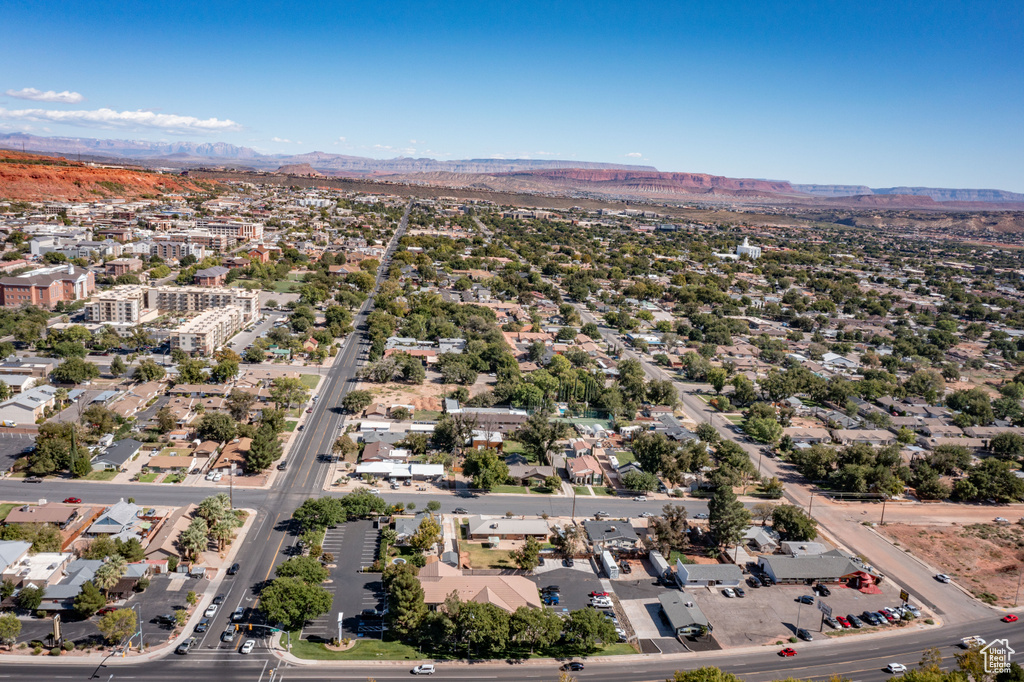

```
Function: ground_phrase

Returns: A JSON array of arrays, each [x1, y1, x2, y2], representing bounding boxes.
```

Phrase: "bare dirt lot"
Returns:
[[355, 369, 495, 412], [879, 522, 1024, 606]]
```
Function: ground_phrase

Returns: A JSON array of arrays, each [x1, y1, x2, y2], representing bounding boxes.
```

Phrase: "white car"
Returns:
[[886, 663, 907, 674], [240, 639, 255, 654], [591, 599, 612, 608], [935, 573, 952, 583], [412, 664, 435, 675], [204, 604, 218, 618], [633, 496, 647, 501], [639, 512, 654, 518], [369, 488, 380, 494], [722, 588, 736, 598]]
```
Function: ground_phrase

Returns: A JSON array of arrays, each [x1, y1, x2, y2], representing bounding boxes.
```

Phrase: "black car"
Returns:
[[796, 595, 815, 604], [564, 662, 585, 671], [155, 614, 176, 625], [175, 638, 196, 655], [213, 594, 225, 605], [541, 585, 560, 593], [563, 558, 574, 567], [537, 556, 545, 566], [361, 609, 384, 619], [277, 460, 287, 470], [452, 508, 469, 514], [813, 584, 831, 597], [796, 628, 813, 641], [760, 575, 774, 586], [734, 587, 745, 598], [194, 618, 210, 633], [747, 576, 762, 588], [227, 563, 240, 575], [847, 614, 864, 629], [620, 561, 632, 574]]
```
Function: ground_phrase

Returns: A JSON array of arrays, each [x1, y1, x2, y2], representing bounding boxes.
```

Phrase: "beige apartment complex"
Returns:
[[84, 285, 148, 324], [170, 307, 245, 355], [147, 286, 260, 323]]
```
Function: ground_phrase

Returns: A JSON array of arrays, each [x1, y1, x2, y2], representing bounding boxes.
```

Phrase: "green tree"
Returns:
[[708, 483, 751, 550], [195, 493, 233, 525], [246, 423, 283, 472], [109, 355, 126, 378], [93, 556, 127, 596], [564, 607, 618, 652], [384, 563, 427, 638], [97, 609, 137, 644], [209, 359, 239, 384], [510, 605, 563, 654], [196, 413, 236, 443], [745, 416, 783, 445], [991, 432, 1024, 460], [270, 376, 308, 408], [276, 556, 329, 585], [707, 367, 728, 394], [176, 357, 208, 384], [258, 577, 333, 631], [463, 448, 509, 490], [180, 518, 209, 561], [770, 504, 818, 541], [226, 389, 257, 422], [292, 496, 347, 532], [14, 585, 42, 611], [186, 590, 198, 606], [516, 408, 570, 466], [134, 358, 165, 382], [342, 389, 373, 413], [51, 357, 100, 384], [244, 346, 266, 363], [0, 612, 21, 650], [155, 407, 176, 433], [622, 469, 660, 492], [409, 515, 442, 552], [511, 536, 542, 571]]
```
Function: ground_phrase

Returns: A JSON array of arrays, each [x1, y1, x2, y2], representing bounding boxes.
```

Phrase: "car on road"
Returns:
[[240, 639, 255, 654], [722, 588, 736, 598], [886, 663, 908, 674], [961, 636, 986, 649], [213, 594, 225, 605], [594, 511, 608, 518], [221, 629, 236, 643], [694, 513, 709, 519], [563, 662, 585, 671], [204, 604, 218, 618], [194, 618, 210, 633], [453, 508, 469, 514], [995, 517, 1010, 524], [369, 488, 380, 494], [1003, 614, 1019, 623], [231, 607, 245, 622], [411, 664, 436, 675], [63, 497, 82, 504], [277, 460, 287, 470], [796, 628, 813, 641], [935, 573, 952, 583], [796, 595, 815, 604], [227, 562, 240, 575], [24, 476, 42, 483], [175, 638, 196, 655], [633, 495, 647, 501], [779, 648, 798, 657], [639, 511, 654, 518]]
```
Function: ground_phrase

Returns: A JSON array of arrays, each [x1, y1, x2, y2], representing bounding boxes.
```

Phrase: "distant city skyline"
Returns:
[[2, 1, 1021, 191]]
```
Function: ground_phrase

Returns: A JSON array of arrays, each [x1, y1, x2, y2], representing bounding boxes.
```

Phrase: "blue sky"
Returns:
[[2, 1, 1022, 190]]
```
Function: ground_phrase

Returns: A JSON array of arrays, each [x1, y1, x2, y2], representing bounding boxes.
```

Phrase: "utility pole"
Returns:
[[1016, 566, 1022, 607], [229, 464, 235, 509], [806, 492, 814, 516], [880, 494, 888, 525]]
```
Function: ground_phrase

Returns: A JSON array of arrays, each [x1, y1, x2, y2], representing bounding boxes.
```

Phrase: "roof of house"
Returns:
[[89, 499, 141, 534], [759, 550, 860, 580], [659, 591, 710, 629], [417, 563, 541, 612], [195, 266, 229, 278], [0, 540, 32, 572], [676, 562, 743, 582], [467, 515, 551, 537], [5, 502, 78, 526], [567, 455, 600, 477], [583, 520, 639, 544], [94, 439, 143, 467]]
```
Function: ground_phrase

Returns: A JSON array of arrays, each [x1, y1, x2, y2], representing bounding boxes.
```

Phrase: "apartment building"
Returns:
[[84, 285, 148, 324], [147, 286, 260, 323], [0, 265, 95, 309], [199, 220, 264, 241], [105, 258, 143, 276], [170, 307, 244, 355], [150, 241, 206, 261]]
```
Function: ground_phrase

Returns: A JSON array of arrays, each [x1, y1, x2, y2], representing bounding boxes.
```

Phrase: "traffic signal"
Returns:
[[248, 624, 252, 630]]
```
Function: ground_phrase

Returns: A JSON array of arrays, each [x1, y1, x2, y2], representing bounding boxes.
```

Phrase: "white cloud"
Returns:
[[272, 136, 303, 144], [625, 152, 643, 158], [5, 87, 85, 104], [0, 106, 241, 134], [534, 151, 557, 157], [337, 136, 346, 142], [372, 143, 417, 156]]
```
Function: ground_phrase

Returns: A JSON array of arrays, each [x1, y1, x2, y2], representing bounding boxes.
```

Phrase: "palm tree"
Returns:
[[211, 520, 235, 552], [54, 387, 68, 411], [93, 556, 127, 596], [179, 519, 209, 561]]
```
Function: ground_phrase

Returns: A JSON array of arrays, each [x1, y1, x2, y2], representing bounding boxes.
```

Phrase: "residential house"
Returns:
[[212, 437, 251, 470], [193, 265, 229, 286], [90, 438, 143, 471], [659, 592, 712, 637], [416, 561, 541, 613], [466, 515, 551, 541], [566, 455, 603, 485], [830, 429, 897, 447], [146, 455, 196, 473], [781, 427, 832, 445], [507, 464, 555, 485], [4, 502, 79, 530], [87, 499, 143, 541], [583, 520, 642, 551], [0, 384, 58, 424], [470, 429, 503, 451]]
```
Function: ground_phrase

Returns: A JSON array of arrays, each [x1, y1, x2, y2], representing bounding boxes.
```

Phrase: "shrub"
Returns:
[[35, 611, 45, 619], [32, 647, 42, 655], [788, 636, 798, 643], [63, 641, 75, 651], [49, 647, 62, 656], [925, 618, 935, 625], [135, 577, 150, 592]]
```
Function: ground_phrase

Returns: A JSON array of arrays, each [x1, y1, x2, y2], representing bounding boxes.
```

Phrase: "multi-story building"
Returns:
[[170, 307, 244, 356], [147, 286, 260, 323], [84, 285, 148, 324], [198, 220, 264, 241], [0, 265, 95, 309], [194, 266, 229, 287], [736, 237, 762, 260], [150, 241, 205, 261], [105, 258, 143, 276]]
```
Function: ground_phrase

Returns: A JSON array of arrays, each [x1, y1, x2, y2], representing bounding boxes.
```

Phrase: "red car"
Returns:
[[1003, 614, 1019, 623], [589, 591, 609, 598], [779, 648, 798, 657], [63, 497, 82, 504], [836, 615, 851, 629]]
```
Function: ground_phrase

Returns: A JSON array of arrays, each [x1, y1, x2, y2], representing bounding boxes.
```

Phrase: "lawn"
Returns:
[[725, 415, 745, 424], [157, 448, 192, 457], [0, 503, 18, 522], [415, 410, 442, 421], [138, 473, 159, 483], [491, 485, 534, 495], [591, 486, 615, 496], [502, 439, 526, 455], [291, 636, 425, 661], [573, 486, 591, 496], [83, 470, 118, 481], [614, 450, 635, 465], [283, 421, 298, 432], [462, 543, 514, 569], [270, 279, 300, 293], [298, 374, 321, 390]]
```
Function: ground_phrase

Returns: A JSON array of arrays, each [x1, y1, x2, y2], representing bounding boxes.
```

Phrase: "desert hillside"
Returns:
[[0, 151, 213, 201]]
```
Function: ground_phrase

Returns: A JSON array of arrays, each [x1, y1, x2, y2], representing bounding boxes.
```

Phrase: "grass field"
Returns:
[[284, 421, 298, 432], [591, 486, 615, 496], [291, 636, 425, 661], [0, 503, 18, 522], [138, 473, 159, 483], [614, 450, 635, 465], [463, 543, 514, 569], [271, 279, 300, 293], [299, 374, 320, 390], [83, 470, 118, 481], [573, 486, 592, 496]]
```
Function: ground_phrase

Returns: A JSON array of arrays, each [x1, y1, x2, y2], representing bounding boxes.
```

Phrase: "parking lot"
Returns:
[[0, 431, 35, 471], [529, 564, 609, 616]]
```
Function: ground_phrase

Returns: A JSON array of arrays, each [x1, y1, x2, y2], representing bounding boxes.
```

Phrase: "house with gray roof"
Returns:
[[583, 520, 641, 551], [758, 549, 863, 584], [674, 561, 742, 587], [394, 512, 431, 543], [88, 499, 142, 537], [0, 540, 32, 574], [467, 515, 551, 540], [659, 591, 712, 637], [90, 438, 143, 471]]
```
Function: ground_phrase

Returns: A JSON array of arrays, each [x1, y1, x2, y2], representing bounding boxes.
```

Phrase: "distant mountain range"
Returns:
[[1, 132, 1021, 206]]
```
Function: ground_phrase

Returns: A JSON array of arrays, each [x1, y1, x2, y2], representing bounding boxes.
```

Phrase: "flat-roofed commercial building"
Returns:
[[84, 285, 148, 324]]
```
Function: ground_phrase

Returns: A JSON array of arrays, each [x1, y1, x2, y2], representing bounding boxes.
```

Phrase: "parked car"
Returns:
[[747, 576, 762, 588], [155, 614, 175, 625], [213, 594, 225, 605], [563, 662, 585, 671], [589, 591, 609, 598], [563, 557, 574, 567], [194, 618, 210, 633], [779, 647, 798, 657], [734, 587, 745, 598], [694, 513, 709, 519], [836, 615, 851, 628], [722, 588, 736, 598], [240, 639, 255, 654], [620, 561, 632, 574], [878, 610, 895, 623], [796, 628, 813, 641], [824, 616, 841, 629], [639, 512, 654, 518], [633, 496, 647, 501], [813, 584, 831, 597], [886, 663, 908, 674], [796, 595, 815, 604], [847, 614, 865, 629], [760, 575, 774, 586], [906, 605, 921, 617], [452, 508, 469, 514], [361, 609, 384, 619], [542, 585, 561, 593], [412, 664, 436, 675], [543, 595, 560, 605]]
